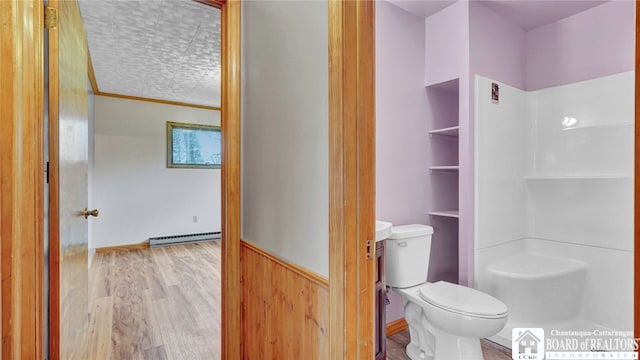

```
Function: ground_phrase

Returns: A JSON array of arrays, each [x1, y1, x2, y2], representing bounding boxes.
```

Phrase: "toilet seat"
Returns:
[[418, 281, 508, 319]]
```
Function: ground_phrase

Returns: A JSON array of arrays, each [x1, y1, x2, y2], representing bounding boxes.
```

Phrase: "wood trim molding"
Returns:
[[328, 1, 347, 355], [220, 0, 241, 359], [328, 0, 376, 358], [48, 0, 61, 357], [0, 1, 45, 358], [386, 318, 408, 337], [193, 0, 224, 9], [634, 0, 639, 343], [95, 241, 149, 253], [87, 48, 98, 94], [241, 240, 329, 288], [95, 92, 221, 111]]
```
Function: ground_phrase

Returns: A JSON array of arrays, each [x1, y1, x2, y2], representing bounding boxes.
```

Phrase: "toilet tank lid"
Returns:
[[388, 224, 434, 239]]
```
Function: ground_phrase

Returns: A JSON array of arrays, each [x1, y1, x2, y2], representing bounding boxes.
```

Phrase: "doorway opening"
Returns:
[[46, 0, 242, 359]]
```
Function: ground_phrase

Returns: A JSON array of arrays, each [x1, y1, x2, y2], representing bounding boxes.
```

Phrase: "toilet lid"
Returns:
[[418, 281, 508, 318]]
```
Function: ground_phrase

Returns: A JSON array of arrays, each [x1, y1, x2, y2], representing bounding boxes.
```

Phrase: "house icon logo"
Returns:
[[512, 328, 544, 360]]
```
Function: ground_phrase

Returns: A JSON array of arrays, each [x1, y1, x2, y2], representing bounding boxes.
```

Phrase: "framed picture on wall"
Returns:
[[167, 121, 221, 169]]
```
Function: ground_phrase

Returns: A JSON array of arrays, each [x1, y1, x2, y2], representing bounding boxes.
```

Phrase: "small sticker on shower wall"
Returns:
[[492, 82, 499, 104]]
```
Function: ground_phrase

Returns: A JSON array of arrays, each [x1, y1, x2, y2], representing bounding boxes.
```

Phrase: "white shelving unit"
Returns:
[[524, 174, 631, 180], [429, 210, 459, 218], [429, 165, 459, 171], [426, 77, 460, 264], [429, 125, 459, 137]]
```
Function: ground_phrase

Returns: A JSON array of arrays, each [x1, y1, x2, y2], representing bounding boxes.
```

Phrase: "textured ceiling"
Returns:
[[78, 0, 221, 107]]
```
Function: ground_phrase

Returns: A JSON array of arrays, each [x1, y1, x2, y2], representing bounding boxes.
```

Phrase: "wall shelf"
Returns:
[[561, 122, 632, 131], [426, 74, 460, 282], [425, 78, 459, 92], [524, 174, 632, 180], [429, 126, 459, 137], [430, 165, 459, 171], [429, 210, 459, 218]]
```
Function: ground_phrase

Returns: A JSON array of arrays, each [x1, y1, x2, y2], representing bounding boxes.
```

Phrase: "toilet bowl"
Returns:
[[386, 225, 508, 360]]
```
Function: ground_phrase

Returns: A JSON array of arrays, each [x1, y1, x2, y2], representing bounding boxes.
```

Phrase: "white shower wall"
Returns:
[[474, 72, 634, 332], [474, 78, 527, 250], [526, 72, 634, 252]]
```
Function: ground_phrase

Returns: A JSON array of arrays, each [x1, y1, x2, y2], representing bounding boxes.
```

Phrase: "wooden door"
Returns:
[[48, 0, 90, 358]]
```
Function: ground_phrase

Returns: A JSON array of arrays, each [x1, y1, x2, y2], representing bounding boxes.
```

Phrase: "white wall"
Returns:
[[474, 76, 527, 250], [526, 72, 634, 251], [93, 96, 220, 248], [241, 0, 329, 277]]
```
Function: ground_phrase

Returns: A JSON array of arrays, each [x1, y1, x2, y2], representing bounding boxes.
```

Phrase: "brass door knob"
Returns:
[[81, 208, 99, 219]]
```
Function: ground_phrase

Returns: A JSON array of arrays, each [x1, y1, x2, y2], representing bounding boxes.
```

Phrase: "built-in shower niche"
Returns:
[[474, 73, 634, 348]]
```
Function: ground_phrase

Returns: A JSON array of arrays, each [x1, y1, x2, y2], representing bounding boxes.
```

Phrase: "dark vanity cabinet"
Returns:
[[375, 241, 386, 360]]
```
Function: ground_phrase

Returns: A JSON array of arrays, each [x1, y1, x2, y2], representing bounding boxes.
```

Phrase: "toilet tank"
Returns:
[[385, 224, 433, 288]]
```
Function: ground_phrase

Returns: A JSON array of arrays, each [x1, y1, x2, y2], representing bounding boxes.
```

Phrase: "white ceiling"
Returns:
[[387, 0, 456, 18], [482, 0, 607, 31], [387, 0, 609, 31], [78, 0, 221, 108]]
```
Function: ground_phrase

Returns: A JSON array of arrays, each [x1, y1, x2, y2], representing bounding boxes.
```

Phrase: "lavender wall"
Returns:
[[526, 1, 635, 91], [376, 0, 429, 324], [423, 1, 471, 286], [424, 2, 469, 86], [470, 2, 526, 91]]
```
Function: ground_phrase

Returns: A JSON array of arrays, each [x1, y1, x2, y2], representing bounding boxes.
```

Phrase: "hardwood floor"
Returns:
[[89, 241, 510, 359], [88, 241, 221, 359], [386, 329, 512, 360]]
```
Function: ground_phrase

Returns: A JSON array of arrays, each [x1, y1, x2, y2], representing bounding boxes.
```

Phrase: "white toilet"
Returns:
[[386, 224, 508, 360]]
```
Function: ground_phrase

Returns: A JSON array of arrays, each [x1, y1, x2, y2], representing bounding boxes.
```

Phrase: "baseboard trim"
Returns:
[[95, 241, 149, 253], [386, 318, 408, 336], [240, 239, 329, 288]]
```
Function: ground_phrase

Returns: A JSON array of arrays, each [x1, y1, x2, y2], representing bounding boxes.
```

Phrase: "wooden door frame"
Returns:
[[634, 0, 639, 343], [48, 0, 61, 355], [218, 0, 242, 358], [328, 0, 376, 358], [42, 0, 243, 359], [0, 1, 45, 358]]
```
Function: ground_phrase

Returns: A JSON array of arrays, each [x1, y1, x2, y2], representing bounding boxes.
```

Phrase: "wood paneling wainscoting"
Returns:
[[240, 240, 329, 359]]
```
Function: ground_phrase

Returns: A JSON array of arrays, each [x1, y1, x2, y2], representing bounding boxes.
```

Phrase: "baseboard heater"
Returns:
[[149, 231, 221, 247]]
